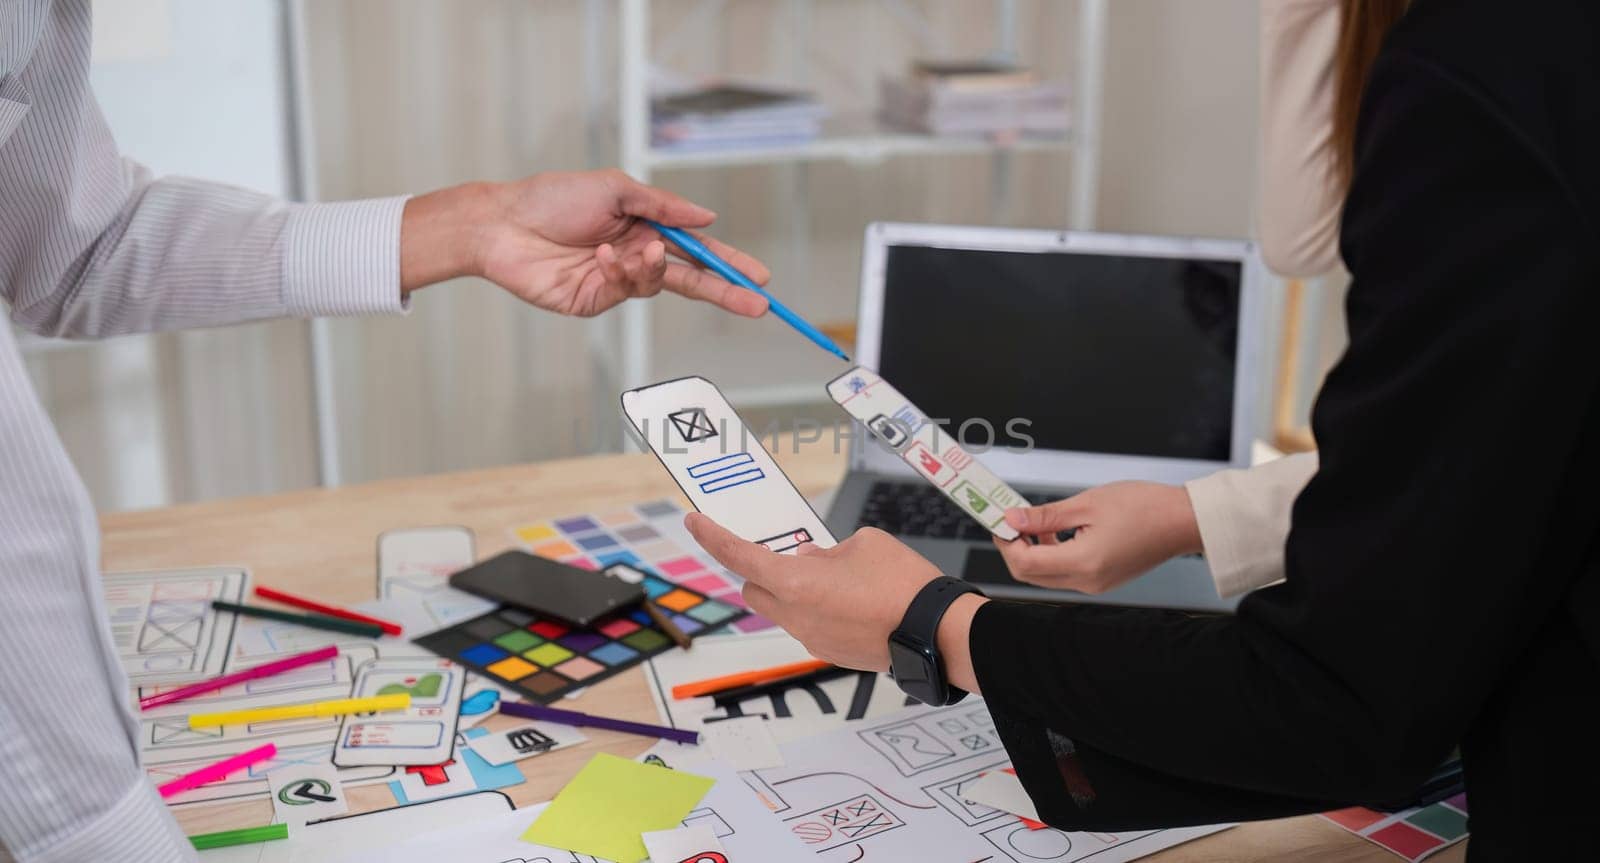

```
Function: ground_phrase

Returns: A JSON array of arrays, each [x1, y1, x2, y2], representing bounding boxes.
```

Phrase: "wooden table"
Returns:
[[102, 439, 1462, 862]]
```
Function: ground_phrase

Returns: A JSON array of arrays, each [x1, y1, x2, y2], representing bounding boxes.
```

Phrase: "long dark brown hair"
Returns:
[[1331, 0, 1411, 187]]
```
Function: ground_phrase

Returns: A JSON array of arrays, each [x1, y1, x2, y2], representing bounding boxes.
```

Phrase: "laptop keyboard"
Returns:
[[856, 480, 1059, 540]]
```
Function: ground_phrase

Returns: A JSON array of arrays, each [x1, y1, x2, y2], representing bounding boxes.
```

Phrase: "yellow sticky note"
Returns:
[[522, 753, 714, 863]]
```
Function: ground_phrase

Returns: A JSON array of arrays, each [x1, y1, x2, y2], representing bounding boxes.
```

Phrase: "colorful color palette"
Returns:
[[1321, 795, 1469, 861], [413, 575, 745, 704], [510, 498, 775, 633]]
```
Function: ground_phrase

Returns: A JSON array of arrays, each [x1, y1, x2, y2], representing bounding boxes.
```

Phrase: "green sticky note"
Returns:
[[522, 753, 714, 863]]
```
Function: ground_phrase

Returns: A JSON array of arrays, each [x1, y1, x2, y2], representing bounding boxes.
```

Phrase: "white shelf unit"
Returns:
[[603, 0, 1109, 415]]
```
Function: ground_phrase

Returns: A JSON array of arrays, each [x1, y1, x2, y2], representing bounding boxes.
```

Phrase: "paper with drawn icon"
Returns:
[[621, 376, 836, 554], [827, 366, 1023, 540]]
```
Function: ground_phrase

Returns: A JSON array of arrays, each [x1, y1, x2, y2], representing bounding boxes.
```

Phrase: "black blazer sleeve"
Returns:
[[970, 46, 1600, 829]]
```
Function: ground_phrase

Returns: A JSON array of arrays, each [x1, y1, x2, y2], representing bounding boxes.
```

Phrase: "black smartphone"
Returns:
[[448, 550, 645, 627]]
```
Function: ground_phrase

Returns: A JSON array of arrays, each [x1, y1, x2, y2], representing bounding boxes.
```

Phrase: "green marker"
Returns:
[[210, 599, 385, 639], [188, 822, 290, 850]]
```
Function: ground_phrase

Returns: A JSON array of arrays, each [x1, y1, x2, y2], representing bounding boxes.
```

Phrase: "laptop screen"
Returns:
[[878, 244, 1242, 462]]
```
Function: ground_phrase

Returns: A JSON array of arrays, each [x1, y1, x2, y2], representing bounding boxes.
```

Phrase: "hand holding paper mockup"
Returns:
[[828, 366, 1025, 540], [622, 376, 835, 552]]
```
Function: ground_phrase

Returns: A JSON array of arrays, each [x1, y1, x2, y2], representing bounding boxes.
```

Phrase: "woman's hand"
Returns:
[[993, 481, 1204, 594], [400, 170, 770, 318], [685, 515, 952, 673]]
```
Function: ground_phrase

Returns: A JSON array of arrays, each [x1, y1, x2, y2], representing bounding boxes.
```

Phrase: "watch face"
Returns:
[[889, 633, 945, 706]]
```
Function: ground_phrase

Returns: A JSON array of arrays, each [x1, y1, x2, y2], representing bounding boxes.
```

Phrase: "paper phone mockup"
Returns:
[[621, 376, 836, 553], [827, 366, 1024, 540]]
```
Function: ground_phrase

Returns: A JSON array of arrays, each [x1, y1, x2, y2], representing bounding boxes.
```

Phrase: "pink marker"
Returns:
[[157, 743, 277, 799], [139, 645, 339, 711]]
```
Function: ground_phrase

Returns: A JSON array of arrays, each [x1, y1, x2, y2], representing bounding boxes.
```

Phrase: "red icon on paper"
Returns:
[[405, 760, 455, 786], [906, 442, 954, 487]]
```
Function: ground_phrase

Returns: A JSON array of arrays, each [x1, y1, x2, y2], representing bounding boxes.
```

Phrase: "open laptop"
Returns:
[[824, 223, 1268, 612]]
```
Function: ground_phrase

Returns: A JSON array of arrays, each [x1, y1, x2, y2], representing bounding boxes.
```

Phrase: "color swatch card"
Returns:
[[828, 366, 1024, 540], [1322, 796, 1469, 861], [511, 497, 773, 635], [522, 752, 715, 863], [412, 580, 744, 704], [334, 657, 464, 767], [622, 375, 836, 554]]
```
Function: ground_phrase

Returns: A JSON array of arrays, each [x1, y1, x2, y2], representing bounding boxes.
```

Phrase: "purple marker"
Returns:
[[499, 700, 700, 746]]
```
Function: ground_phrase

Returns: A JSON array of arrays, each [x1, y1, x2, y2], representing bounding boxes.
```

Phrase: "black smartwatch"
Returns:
[[888, 576, 984, 706]]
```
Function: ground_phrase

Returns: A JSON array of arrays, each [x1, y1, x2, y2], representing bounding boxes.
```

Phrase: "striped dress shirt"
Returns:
[[1, 2, 405, 859]]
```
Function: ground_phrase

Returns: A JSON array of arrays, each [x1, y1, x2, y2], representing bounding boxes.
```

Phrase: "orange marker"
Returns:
[[671, 658, 833, 700], [254, 585, 403, 636]]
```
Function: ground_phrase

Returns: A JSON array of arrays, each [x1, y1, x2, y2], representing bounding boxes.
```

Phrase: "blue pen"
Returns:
[[645, 220, 851, 362]]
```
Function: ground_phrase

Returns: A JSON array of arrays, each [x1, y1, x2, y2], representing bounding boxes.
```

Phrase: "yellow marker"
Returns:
[[187, 693, 410, 729]]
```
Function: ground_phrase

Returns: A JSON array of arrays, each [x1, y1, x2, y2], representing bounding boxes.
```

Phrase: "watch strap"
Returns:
[[898, 576, 984, 640], [895, 576, 984, 705]]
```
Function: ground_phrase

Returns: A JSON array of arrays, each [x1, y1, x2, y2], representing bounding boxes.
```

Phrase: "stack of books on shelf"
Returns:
[[651, 83, 827, 152], [879, 60, 1070, 140]]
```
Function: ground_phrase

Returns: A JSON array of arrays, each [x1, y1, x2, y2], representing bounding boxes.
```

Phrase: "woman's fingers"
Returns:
[[993, 534, 1095, 589], [1004, 495, 1091, 536]]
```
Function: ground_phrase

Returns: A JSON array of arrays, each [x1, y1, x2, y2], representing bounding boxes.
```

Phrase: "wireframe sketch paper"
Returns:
[[622, 376, 835, 553], [198, 791, 514, 862], [827, 366, 1025, 540], [369, 525, 493, 636], [340, 762, 811, 863], [104, 567, 248, 684], [333, 656, 465, 767], [645, 629, 910, 745], [750, 699, 1232, 862], [140, 645, 396, 807], [699, 715, 785, 771]]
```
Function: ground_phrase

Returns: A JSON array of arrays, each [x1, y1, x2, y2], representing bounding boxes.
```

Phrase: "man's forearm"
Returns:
[[399, 182, 499, 296]]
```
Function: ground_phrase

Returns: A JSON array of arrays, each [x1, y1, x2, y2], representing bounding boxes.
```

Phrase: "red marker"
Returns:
[[139, 645, 340, 711], [254, 585, 403, 636]]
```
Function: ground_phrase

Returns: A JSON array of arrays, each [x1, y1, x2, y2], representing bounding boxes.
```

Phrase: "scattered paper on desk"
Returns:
[[456, 673, 510, 729], [372, 525, 490, 636], [139, 646, 397, 809], [963, 768, 1047, 828], [646, 629, 907, 743], [104, 567, 248, 684], [334, 657, 465, 767], [321, 761, 808, 863], [522, 753, 715, 863], [642, 824, 726, 863], [466, 721, 586, 767], [266, 763, 347, 825], [699, 716, 783, 770], [752, 699, 1232, 863], [200, 791, 514, 862], [387, 727, 523, 805]]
